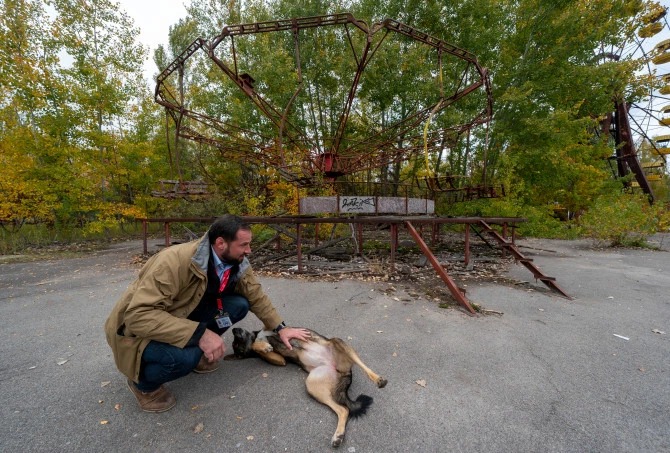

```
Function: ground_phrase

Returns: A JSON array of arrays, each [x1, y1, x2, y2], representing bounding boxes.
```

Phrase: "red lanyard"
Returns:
[[216, 267, 231, 312]]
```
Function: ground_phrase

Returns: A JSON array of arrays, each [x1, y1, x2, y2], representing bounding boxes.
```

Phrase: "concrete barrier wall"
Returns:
[[299, 196, 434, 215]]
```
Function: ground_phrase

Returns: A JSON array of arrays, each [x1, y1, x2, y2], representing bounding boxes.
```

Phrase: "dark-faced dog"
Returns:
[[229, 327, 387, 448]]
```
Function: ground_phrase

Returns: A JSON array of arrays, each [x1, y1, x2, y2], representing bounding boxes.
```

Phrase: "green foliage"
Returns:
[[579, 193, 669, 247], [444, 197, 579, 239]]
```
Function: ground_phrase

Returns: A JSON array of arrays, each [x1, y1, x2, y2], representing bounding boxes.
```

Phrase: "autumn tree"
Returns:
[[485, 0, 658, 213], [0, 0, 63, 226], [0, 0, 170, 235]]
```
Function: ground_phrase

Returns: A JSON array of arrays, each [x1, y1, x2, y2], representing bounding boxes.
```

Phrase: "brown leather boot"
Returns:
[[193, 355, 220, 374], [126, 379, 176, 413]]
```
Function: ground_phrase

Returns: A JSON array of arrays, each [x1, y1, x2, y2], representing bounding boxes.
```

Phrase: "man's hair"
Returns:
[[208, 214, 251, 243]]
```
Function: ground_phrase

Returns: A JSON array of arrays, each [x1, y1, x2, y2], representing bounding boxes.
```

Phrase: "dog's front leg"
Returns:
[[251, 339, 286, 366]]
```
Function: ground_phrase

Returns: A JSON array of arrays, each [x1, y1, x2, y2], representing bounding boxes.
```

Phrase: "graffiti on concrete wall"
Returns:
[[340, 196, 375, 213]]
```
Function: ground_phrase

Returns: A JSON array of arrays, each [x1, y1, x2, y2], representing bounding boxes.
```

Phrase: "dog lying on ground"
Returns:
[[228, 327, 387, 448]]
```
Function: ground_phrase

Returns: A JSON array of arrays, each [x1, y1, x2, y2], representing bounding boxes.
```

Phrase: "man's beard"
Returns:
[[221, 250, 244, 264]]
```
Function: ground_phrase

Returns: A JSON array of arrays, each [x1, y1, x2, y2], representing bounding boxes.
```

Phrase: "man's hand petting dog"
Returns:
[[278, 327, 311, 349]]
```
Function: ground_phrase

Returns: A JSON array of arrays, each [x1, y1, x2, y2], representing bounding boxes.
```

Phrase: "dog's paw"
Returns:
[[376, 377, 388, 388], [252, 340, 273, 354], [331, 433, 344, 448]]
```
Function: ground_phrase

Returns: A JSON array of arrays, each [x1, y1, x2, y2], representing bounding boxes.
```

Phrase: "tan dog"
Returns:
[[228, 327, 387, 448]]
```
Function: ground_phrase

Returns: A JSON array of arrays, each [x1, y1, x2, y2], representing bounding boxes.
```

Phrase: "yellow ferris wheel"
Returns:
[[600, 3, 670, 202]]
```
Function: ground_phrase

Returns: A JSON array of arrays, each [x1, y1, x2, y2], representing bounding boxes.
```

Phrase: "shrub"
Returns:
[[442, 197, 578, 239], [579, 193, 668, 246]]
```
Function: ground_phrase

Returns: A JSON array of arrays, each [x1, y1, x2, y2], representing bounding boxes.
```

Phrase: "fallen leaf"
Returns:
[[100, 420, 109, 425], [191, 405, 200, 411], [98, 400, 104, 404], [100, 381, 111, 387], [262, 373, 268, 378], [247, 435, 254, 441], [114, 404, 121, 411], [392, 352, 397, 357], [416, 379, 427, 388], [193, 422, 204, 434]]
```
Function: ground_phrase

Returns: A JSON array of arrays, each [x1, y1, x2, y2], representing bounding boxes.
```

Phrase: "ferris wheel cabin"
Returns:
[[652, 39, 670, 65], [653, 134, 670, 155]]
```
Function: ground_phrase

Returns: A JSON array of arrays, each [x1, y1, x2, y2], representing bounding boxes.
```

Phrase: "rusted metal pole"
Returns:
[[390, 223, 398, 268], [405, 221, 476, 315], [142, 219, 148, 254], [464, 224, 470, 266], [297, 223, 303, 272], [502, 223, 508, 257], [164, 222, 171, 248]]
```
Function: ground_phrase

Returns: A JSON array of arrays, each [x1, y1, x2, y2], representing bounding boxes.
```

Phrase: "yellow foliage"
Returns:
[[81, 202, 145, 236]]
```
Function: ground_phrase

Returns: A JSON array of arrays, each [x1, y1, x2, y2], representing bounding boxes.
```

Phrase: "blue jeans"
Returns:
[[135, 295, 249, 392]]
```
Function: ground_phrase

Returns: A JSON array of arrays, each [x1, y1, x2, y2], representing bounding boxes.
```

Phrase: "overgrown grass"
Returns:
[[0, 220, 148, 255], [440, 194, 669, 246], [578, 193, 670, 247], [442, 197, 581, 239]]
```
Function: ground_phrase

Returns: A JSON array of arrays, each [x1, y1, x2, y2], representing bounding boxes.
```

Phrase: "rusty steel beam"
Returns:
[[404, 221, 477, 315], [477, 220, 572, 300], [211, 13, 367, 48], [614, 100, 655, 201]]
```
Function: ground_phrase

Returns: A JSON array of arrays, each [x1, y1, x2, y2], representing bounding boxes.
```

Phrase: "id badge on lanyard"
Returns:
[[215, 267, 232, 329]]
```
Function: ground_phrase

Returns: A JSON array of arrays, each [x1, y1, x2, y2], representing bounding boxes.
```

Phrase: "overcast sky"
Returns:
[[116, 0, 188, 81]]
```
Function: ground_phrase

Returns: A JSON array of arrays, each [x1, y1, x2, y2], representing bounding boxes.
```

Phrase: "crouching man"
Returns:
[[104, 214, 310, 412]]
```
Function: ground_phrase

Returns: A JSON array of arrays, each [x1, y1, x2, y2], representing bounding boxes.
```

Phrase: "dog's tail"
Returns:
[[335, 372, 374, 418], [347, 394, 374, 419]]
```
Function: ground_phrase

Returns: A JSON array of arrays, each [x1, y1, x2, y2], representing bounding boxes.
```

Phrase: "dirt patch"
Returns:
[[251, 232, 522, 308]]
